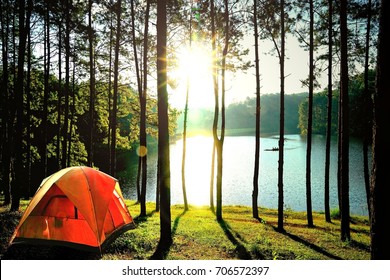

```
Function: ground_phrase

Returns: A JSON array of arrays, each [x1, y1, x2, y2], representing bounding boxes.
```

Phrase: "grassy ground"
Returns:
[[0, 199, 370, 260]]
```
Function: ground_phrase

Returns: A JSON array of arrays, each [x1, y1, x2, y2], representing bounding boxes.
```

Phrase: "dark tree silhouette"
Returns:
[[25, 9, 32, 198], [324, 0, 333, 223], [62, 0, 71, 168], [87, 0, 95, 167], [130, 0, 142, 203], [339, 0, 350, 241], [110, 0, 121, 177], [305, 0, 314, 228], [107, 4, 113, 174], [252, 0, 261, 219], [140, 0, 150, 217], [210, 143, 215, 212], [370, 0, 390, 260], [42, 0, 50, 177], [11, 0, 32, 211], [363, 0, 373, 221], [277, 0, 286, 232], [0, 0, 11, 205], [211, 0, 229, 221], [157, 0, 172, 248], [180, 2, 193, 213], [56, 19, 62, 170]]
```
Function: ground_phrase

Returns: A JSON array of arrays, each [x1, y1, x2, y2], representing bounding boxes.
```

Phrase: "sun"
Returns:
[[170, 43, 214, 109]]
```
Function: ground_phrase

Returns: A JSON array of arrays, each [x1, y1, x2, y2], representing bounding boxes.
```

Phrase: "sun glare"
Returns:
[[170, 44, 214, 109], [170, 136, 213, 206]]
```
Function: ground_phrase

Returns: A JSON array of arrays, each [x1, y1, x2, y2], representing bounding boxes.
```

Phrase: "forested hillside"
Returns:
[[176, 93, 306, 136], [176, 69, 375, 139]]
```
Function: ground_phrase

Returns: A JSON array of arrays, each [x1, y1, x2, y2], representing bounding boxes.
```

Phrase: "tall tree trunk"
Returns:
[[11, 0, 30, 211], [25, 13, 32, 198], [210, 142, 215, 211], [210, 0, 219, 217], [370, 0, 390, 260], [252, 0, 261, 219], [181, 2, 193, 212], [157, 0, 172, 248], [305, 0, 314, 227], [87, 0, 95, 167], [363, 0, 372, 221], [67, 59, 76, 165], [181, 82, 189, 211], [337, 83, 342, 212], [140, 0, 150, 217], [0, 0, 11, 205], [339, 0, 350, 241], [57, 23, 62, 170], [62, 0, 71, 168], [42, 0, 50, 176], [156, 156, 160, 212], [277, 0, 286, 232], [108, 9, 113, 173], [211, 0, 228, 222], [111, 0, 121, 177], [324, 0, 333, 223], [131, 0, 142, 203]]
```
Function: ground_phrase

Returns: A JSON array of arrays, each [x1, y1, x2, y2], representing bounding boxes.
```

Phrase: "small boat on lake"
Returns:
[[264, 147, 279, 151]]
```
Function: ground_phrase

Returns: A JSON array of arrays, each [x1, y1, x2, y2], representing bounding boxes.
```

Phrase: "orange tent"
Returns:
[[10, 166, 136, 253]]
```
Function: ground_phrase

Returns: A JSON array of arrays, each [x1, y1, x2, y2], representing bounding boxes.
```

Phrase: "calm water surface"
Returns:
[[122, 135, 369, 216]]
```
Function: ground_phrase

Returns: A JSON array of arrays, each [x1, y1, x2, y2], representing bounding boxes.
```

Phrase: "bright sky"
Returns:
[[169, 34, 328, 109]]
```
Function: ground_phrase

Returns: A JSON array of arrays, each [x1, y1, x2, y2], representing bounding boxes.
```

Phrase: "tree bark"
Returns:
[[210, 142, 215, 211], [210, 0, 218, 214], [339, 0, 350, 241], [252, 0, 261, 219], [140, 0, 150, 217], [57, 23, 62, 170], [211, 0, 228, 222], [363, 0, 372, 221], [62, 0, 71, 168], [87, 0, 95, 167], [324, 0, 333, 223], [181, 2, 193, 212], [130, 0, 142, 203], [108, 8, 113, 173], [11, 0, 30, 211], [305, 0, 314, 227], [110, 0, 121, 177], [25, 10, 32, 197], [42, 0, 50, 176], [67, 59, 76, 165], [157, 0, 172, 247], [0, 0, 11, 205], [370, 0, 390, 260], [277, 0, 285, 232]]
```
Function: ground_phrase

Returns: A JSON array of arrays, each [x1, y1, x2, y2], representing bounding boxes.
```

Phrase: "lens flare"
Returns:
[[137, 145, 148, 157]]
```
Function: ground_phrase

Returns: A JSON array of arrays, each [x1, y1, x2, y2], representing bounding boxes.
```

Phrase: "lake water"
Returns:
[[122, 135, 369, 216]]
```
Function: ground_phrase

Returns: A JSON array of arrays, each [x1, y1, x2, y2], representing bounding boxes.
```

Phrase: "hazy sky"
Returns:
[[227, 34, 328, 103], [169, 34, 329, 109]]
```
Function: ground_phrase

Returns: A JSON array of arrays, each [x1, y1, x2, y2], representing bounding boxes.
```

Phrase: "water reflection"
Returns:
[[122, 135, 369, 216]]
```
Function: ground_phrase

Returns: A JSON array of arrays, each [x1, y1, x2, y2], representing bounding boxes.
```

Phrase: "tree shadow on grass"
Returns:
[[272, 226, 343, 260], [218, 219, 256, 260], [172, 209, 187, 236], [134, 210, 157, 225], [149, 209, 187, 260]]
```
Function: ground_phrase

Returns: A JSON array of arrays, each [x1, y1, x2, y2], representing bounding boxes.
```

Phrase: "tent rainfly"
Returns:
[[9, 166, 136, 253]]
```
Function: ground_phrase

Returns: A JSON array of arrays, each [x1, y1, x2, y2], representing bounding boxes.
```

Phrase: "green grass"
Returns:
[[102, 201, 370, 260], [0, 199, 370, 260]]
